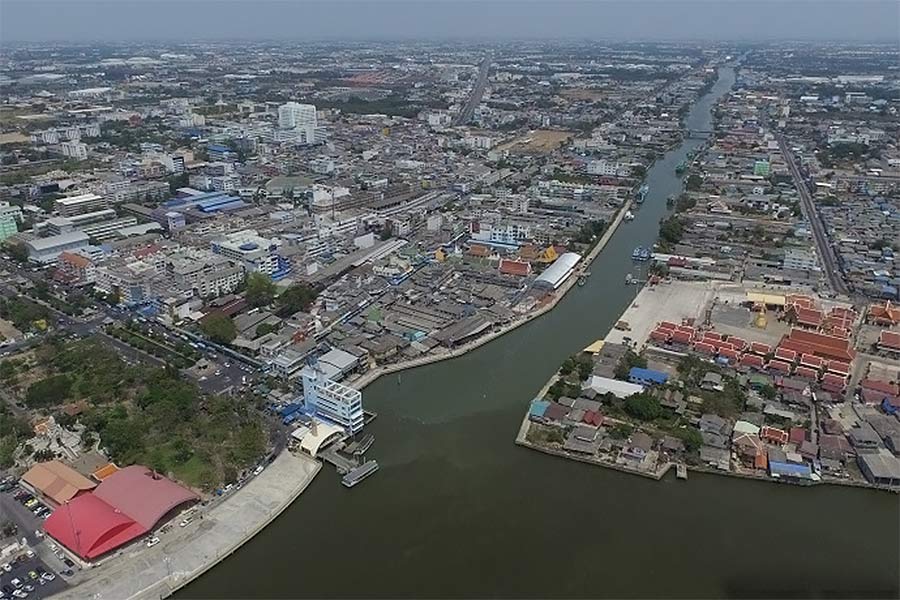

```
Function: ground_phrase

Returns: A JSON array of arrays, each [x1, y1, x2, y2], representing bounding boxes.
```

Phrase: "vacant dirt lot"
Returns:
[[495, 129, 573, 154]]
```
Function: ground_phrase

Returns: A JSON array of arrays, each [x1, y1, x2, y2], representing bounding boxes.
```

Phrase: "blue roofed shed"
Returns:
[[769, 460, 813, 480], [628, 367, 669, 386], [529, 400, 550, 422]]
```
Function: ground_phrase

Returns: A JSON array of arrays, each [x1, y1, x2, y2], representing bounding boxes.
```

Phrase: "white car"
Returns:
[[40, 572, 54, 582], [145, 537, 160, 548], [24, 551, 34, 559], [178, 517, 192, 528], [1, 562, 10, 572]]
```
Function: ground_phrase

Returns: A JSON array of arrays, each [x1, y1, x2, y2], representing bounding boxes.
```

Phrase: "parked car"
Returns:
[[1, 563, 10, 572], [145, 537, 160, 548], [178, 517, 193, 527], [39, 572, 54, 582]]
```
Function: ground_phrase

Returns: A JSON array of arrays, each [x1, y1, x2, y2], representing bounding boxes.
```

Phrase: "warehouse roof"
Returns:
[[21, 460, 96, 505], [534, 252, 582, 289]]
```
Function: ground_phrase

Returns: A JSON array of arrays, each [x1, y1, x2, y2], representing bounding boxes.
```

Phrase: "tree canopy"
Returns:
[[276, 283, 318, 317], [245, 272, 276, 307], [200, 312, 237, 344]]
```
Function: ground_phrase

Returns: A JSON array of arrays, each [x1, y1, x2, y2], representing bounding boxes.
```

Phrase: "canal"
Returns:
[[185, 67, 899, 599]]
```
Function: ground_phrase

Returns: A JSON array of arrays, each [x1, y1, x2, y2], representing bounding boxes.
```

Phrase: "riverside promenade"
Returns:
[[53, 451, 320, 600], [350, 193, 636, 391]]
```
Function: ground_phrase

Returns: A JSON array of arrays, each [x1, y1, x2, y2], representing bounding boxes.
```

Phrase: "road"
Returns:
[[453, 54, 491, 126], [777, 135, 849, 295]]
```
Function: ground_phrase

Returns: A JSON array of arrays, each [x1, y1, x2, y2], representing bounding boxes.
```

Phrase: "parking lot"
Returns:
[[0, 554, 66, 599], [0, 489, 47, 546]]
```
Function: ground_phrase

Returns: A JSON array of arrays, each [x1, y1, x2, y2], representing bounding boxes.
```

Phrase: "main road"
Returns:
[[453, 54, 491, 126], [778, 135, 849, 295]]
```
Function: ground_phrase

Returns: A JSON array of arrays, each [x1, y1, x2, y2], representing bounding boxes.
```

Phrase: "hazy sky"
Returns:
[[1, 1, 899, 43]]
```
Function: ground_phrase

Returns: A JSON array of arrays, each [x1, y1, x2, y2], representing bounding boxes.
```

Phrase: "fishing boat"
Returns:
[[623, 210, 635, 222], [342, 460, 379, 488], [635, 184, 649, 204], [631, 246, 651, 261], [674, 160, 687, 175], [625, 273, 633, 284]]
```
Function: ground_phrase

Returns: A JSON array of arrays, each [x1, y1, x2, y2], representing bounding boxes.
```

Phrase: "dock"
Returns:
[[344, 433, 375, 456], [319, 443, 360, 474], [342, 460, 379, 488], [676, 464, 688, 480]]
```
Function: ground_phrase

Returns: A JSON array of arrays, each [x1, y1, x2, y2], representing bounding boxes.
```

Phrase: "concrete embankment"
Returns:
[[53, 451, 321, 600], [351, 195, 636, 391]]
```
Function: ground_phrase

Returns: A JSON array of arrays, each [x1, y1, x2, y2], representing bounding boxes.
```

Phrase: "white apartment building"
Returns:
[[278, 102, 317, 130], [54, 193, 107, 217], [210, 229, 280, 276], [59, 141, 88, 160]]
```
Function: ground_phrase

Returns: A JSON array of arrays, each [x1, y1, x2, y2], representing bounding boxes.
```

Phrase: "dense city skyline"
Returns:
[[2, 0, 899, 42]]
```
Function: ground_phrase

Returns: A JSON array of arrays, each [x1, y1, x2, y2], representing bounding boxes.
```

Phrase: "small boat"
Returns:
[[342, 460, 379, 488], [625, 273, 634, 284], [635, 184, 649, 204], [675, 161, 687, 175], [623, 210, 635, 222], [631, 246, 651, 261], [676, 464, 688, 480]]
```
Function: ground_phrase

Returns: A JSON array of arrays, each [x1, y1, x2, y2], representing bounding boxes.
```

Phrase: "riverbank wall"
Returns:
[[54, 451, 321, 600]]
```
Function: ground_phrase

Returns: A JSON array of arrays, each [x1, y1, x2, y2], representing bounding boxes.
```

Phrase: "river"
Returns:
[[184, 67, 899, 599]]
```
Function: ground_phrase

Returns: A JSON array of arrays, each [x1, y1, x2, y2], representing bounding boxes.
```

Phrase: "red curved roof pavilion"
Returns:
[[45, 465, 197, 560]]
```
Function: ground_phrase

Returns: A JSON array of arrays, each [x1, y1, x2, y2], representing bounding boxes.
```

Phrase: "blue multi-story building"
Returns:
[[300, 365, 364, 435]]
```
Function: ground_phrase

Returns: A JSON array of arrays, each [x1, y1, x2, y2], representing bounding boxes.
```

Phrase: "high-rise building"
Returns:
[[278, 102, 317, 130], [301, 365, 364, 435], [0, 213, 18, 243]]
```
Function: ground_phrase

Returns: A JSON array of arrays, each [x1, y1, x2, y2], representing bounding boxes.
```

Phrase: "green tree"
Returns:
[[685, 173, 703, 191], [624, 393, 663, 421], [245, 272, 276, 307], [276, 283, 318, 316], [25, 374, 72, 408], [676, 427, 703, 452], [200, 313, 237, 344]]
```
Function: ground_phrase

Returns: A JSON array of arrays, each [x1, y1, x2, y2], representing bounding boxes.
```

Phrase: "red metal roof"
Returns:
[[794, 366, 819, 381], [44, 494, 143, 560], [789, 427, 807, 445], [767, 359, 793, 373], [860, 379, 900, 396], [44, 465, 197, 560], [799, 353, 823, 369], [880, 330, 900, 350], [718, 348, 739, 360], [741, 354, 765, 369], [761, 426, 789, 445], [671, 330, 693, 344], [727, 337, 748, 351], [826, 360, 851, 375], [498, 259, 531, 277], [658, 321, 678, 331], [774, 347, 797, 362], [783, 329, 855, 362], [750, 342, 771, 355], [93, 466, 197, 530], [649, 329, 671, 342], [694, 341, 716, 355]]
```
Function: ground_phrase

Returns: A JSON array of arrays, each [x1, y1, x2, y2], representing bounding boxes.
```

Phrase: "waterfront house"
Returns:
[[733, 432, 766, 468], [699, 445, 730, 470], [622, 432, 653, 462]]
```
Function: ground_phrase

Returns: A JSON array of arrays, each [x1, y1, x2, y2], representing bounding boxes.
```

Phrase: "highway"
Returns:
[[777, 135, 849, 296], [453, 54, 491, 126]]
